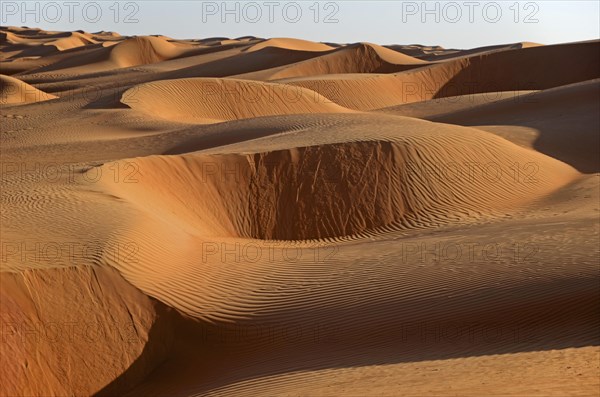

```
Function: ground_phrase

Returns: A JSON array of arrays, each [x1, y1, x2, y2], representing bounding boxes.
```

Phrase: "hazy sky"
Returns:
[[1, 1, 599, 48]]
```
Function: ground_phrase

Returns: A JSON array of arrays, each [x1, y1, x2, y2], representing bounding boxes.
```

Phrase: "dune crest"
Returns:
[[120, 77, 353, 123], [43, 31, 99, 51], [0, 74, 56, 104], [245, 37, 335, 53], [108, 36, 187, 67], [238, 42, 427, 80]]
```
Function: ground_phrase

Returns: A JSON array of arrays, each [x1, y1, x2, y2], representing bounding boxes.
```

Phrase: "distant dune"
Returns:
[[243, 37, 335, 53], [282, 40, 600, 110], [238, 42, 427, 80]]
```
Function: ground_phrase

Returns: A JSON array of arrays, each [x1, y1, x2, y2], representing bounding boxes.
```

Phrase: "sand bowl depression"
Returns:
[[96, 114, 577, 241]]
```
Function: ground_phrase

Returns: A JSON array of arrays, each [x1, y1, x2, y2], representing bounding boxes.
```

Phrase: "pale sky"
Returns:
[[1, 1, 599, 48]]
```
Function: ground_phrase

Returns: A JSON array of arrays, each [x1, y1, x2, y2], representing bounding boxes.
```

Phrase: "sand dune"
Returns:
[[237, 42, 426, 80], [1, 30, 29, 44], [18, 36, 196, 75], [1, 26, 598, 397], [1, 30, 99, 62], [0, 265, 179, 396], [43, 31, 99, 51], [107, 36, 190, 67], [120, 78, 353, 123], [376, 90, 537, 119], [283, 40, 600, 110], [244, 37, 335, 52], [0, 74, 56, 104], [151, 46, 333, 81], [99, 114, 577, 241], [430, 79, 600, 173], [391, 42, 544, 62]]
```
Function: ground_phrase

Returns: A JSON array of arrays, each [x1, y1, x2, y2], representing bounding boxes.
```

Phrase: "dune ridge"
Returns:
[[0, 74, 56, 104], [120, 77, 353, 123], [237, 42, 427, 80], [244, 37, 335, 53]]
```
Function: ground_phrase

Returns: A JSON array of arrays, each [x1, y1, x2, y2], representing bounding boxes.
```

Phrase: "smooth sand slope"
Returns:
[[0, 74, 56, 104], [430, 79, 600, 173], [378, 79, 600, 173], [1, 26, 599, 396], [120, 78, 353, 123], [243, 37, 335, 53]]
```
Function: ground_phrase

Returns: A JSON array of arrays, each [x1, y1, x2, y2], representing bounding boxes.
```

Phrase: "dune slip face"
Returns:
[[1, 23, 599, 397]]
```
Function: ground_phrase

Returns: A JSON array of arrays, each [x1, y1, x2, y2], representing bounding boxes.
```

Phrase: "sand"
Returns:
[[0, 74, 56, 104], [1, 26, 598, 396]]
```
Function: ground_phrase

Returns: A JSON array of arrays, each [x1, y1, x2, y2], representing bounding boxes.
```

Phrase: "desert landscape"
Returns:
[[0, 25, 599, 396]]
